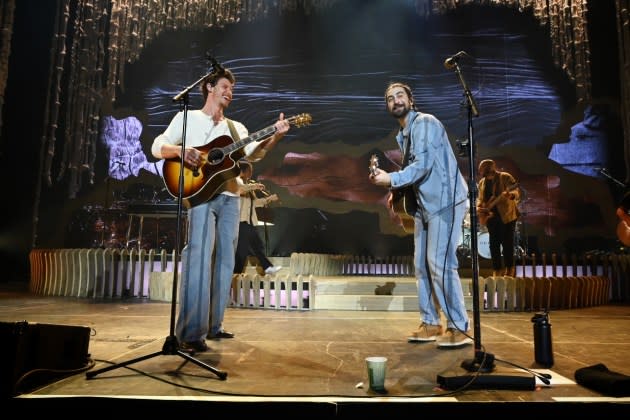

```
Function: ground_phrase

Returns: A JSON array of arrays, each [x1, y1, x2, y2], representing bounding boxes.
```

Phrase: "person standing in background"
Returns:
[[234, 160, 282, 276], [476, 159, 520, 278]]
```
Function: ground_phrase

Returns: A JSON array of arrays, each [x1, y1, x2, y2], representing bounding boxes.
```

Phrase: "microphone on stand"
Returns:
[[444, 51, 468, 70], [205, 52, 225, 74]]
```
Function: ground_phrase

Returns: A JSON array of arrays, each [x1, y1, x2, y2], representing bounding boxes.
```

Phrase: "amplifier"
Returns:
[[0, 321, 91, 397]]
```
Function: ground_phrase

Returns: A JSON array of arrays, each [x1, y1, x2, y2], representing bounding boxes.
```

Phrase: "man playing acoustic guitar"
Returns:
[[369, 81, 471, 347], [476, 159, 520, 277], [151, 65, 290, 353]]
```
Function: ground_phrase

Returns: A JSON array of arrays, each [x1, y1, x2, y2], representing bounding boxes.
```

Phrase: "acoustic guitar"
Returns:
[[369, 154, 415, 233], [162, 113, 312, 208], [616, 207, 630, 246], [477, 183, 519, 226]]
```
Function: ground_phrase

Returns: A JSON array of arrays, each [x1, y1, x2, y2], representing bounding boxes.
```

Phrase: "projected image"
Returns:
[[87, 5, 619, 256]]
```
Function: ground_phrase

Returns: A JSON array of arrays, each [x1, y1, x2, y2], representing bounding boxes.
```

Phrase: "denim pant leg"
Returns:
[[209, 195, 240, 335], [176, 201, 215, 343], [415, 217, 441, 326], [424, 202, 469, 331]]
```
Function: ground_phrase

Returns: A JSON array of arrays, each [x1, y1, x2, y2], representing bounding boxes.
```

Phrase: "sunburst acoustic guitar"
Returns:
[[162, 113, 312, 208]]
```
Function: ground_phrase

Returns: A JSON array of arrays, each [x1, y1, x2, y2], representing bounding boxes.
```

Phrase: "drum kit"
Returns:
[[66, 183, 178, 250]]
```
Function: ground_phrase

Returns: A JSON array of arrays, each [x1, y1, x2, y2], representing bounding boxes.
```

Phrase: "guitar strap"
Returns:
[[401, 114, 419, 168], [402, 134, 411, 168], [228, 118, 256, 223], [226, 118, 240, 142]]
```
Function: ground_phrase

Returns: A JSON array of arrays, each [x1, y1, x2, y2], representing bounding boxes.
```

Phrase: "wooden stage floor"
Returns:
[[2, 281, 629, 415]]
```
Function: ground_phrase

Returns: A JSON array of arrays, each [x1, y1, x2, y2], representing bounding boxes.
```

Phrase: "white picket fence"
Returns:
[[28, 248, 310, 310], [28, 249, 630, 312]]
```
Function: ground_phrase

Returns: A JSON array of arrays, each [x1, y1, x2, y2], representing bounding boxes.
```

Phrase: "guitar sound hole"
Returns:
[[208, 149, 223, 164]]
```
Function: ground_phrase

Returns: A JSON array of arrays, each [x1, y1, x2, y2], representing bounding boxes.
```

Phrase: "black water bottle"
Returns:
[[531, 312, 554, 367]]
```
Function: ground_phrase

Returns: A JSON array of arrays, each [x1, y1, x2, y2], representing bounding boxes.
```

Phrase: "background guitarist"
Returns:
[[369, 81, 471, 348], [233, 160, 282, 278], [151, 65, 290, 353], [476, 159, 520, 277], [616, 191, 630, 247]]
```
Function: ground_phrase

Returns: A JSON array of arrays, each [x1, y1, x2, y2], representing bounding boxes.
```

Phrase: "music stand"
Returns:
[[86, 70, 227, 381]]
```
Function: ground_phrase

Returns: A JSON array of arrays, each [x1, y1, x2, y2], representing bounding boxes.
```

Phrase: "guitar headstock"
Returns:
[[289, 113, 312, 128], [369, 154, 379, 176]]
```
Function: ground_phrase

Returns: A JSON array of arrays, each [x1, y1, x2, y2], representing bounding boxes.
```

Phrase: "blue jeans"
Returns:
[[414, 200, 469, 331], [175, 194, 240, 342]]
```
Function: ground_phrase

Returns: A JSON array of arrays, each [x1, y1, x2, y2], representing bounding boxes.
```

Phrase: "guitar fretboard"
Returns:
[[220, 114, 307, 155], [223, 125, 277, 154]]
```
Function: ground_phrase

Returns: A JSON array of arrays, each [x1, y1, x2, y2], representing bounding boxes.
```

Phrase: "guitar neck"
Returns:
[[223, 125, 277, 155], [485, 183, 519, 208], [221, 114, 310, 155]]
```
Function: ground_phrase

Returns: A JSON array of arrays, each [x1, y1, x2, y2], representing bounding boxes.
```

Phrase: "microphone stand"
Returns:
[[86, 71, 227, 381], [449, 61, 495, 373], [438, 58, 551, 390], [599, 168, 627, 189]]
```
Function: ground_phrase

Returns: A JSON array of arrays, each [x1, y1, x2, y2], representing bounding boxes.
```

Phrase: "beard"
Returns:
[[389, 103, 410, 119]]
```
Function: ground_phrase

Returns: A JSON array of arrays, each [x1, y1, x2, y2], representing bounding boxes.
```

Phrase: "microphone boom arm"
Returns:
[[452, 62, 479, 118], [599, 168, 627, 188], [172, 70, 214, 102]]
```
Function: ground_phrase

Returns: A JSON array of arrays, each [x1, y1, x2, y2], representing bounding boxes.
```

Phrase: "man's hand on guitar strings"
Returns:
[[183, 148, 200, 167]]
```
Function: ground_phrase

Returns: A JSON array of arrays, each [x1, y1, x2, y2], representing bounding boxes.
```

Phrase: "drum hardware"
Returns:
[[476, 231, 527, 260]]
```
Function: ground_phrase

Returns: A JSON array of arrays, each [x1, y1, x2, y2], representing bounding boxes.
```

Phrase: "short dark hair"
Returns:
[[201, 68, 236, 101], [238, 160, 252, 174]]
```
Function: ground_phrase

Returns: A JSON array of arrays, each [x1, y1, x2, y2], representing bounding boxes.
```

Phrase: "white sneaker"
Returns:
[[264, 266, 282, 275]]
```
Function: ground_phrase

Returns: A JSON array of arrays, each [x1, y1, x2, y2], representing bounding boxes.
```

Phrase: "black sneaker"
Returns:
[[180, 340, 208, 353], [207, 329, 235, 339]]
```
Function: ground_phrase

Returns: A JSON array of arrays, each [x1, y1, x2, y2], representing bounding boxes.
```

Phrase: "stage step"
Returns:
[[311, 276, 474, 311]]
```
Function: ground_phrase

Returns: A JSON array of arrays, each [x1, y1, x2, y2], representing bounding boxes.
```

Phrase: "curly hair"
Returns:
[[201, 68, 236, 101]]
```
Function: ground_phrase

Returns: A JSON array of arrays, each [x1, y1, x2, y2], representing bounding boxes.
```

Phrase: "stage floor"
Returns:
[[2, 281, 630, 414]]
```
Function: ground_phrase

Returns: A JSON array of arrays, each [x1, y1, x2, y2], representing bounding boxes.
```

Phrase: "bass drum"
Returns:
[[478, 232, 492, 259]]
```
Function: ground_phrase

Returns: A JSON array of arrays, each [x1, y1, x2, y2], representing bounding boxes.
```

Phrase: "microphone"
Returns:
[[444, 51, 467, 70], [205, 52, 224, 74]]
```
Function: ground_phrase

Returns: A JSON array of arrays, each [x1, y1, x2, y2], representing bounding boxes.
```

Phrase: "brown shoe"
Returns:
[[436, 328, 473, 347], [408, 323, 443, 342], [180, 340, 209, 353], [207, 329, 235, 339]]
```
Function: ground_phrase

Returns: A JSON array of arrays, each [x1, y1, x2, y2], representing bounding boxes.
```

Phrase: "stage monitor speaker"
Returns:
[[0, 321, 91, 397]]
